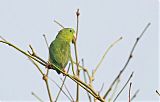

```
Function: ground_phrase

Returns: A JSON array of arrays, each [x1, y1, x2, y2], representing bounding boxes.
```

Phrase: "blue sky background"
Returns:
[[0, 0, 159, 101]]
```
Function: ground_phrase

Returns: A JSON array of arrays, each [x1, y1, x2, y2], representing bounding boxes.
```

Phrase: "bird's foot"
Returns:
[[46, 62, 52, 69], [62, 69, 67, 76]]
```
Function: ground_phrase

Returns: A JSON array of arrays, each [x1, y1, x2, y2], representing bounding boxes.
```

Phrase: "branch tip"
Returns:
[[76, 9, 80, 16]]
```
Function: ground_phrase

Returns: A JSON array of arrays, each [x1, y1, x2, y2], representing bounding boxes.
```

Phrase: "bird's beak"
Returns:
[[72, 33, 76, 43]]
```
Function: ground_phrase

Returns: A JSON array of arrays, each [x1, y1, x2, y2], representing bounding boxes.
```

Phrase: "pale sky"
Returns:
[[0, 0, 159, 101]]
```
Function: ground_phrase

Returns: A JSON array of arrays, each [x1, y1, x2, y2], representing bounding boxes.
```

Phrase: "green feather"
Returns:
[[49, 28, 75, 74]]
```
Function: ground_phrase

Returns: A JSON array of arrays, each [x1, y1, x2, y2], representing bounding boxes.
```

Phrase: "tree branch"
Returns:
[[92, 37, 122, 78], [55, 64, 70, 101], [54, 20, 65, 28], [113, 72, 134, 102], [82, 59, 92, 102], [74, 8, 80, 102], [103, 23, 151, 99]]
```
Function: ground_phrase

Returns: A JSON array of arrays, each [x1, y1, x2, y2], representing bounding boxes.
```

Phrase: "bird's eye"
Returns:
[[69, 29, 72, 32]]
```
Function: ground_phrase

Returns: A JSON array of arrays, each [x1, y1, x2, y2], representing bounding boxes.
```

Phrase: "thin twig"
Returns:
[[70, 55, 75, 75], [55, 64, 71, 101], [108, 78, 120, 102], [82, 59, 92, 102], [43, 75, 53, 102], [93, 37, 122, 78], [75, 9, 80, 40], [75, 9, 80, 102], [129, 82, 132, 102], [113, 72, 134, 102], [59, 78, 74, 101], [31, 92, 44, 102], [92, 36, 122, 102], [42, 34, 50, 77], [103, 23, 151, 99], [156, 90, 160, 96], [131, 89, 140, 101], [28, 57, 43, 75], [28, 51, 53, 102], [0, 40, 46, 66], [54, 20, 65, 28], [98, 83, 104, 95], [28, 45, 47, 65], [48, 77, 73, 101], [43, 34, 49, 49], [0, 36, 7, 42]]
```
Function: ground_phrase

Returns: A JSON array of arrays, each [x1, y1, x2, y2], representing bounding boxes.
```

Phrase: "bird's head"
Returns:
[[56, 28, 76, 43]]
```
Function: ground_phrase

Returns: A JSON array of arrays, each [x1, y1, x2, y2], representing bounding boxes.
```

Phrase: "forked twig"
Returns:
[[92, 37, 122, 102], [59, 78, 74, 101], [113, 72, 134, 102], [43, 76, 53, 102], [103, 23, 151, 99], [48, 77, 73, 101], [28, 55, 53, 102], [82, 59, 92, 102], [108, 78, 120, 102], [55, 64, 71, 101], [98, 83, 105, 95], [28, 45, 47, 65]]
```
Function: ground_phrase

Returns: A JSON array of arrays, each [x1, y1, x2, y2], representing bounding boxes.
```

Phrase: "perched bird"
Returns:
[[49, 28, 75, 74]]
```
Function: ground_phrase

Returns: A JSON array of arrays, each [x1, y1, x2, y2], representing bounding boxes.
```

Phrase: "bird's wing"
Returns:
[[49, 39, 70, 68]]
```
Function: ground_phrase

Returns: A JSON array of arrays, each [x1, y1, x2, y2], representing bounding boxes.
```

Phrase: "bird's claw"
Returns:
[[46, 62, 52, 69], [62, 69, 67, 76]]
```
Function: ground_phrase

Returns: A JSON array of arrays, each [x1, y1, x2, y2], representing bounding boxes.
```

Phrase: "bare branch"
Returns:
[[43, 75, 53, 102], [98, 83, 104, 95], [55, 64, 71, 101], [108, 78, 120, 102], [43, 34, 49, 49], [93, 37, 122, 79], [59, 78, 74, 101], [0, 36, 7, 42], [28, 57, 43, 75], [54, 20, 65, 28], [82, 59, 92, 102], [131, 89, 140, 101], [31, 92, 44, 102], [75, 8, 80, 102], [28, 50, 53, 102], [28, 45, 47, 65], [103, 23, 151, 99], [113, 72, 134, 102], [29, 53, 53, 102], [48, 77, 73, 101]]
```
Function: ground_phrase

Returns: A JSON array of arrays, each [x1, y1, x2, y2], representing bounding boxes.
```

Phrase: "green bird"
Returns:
[[49, 28, 75, 74]]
